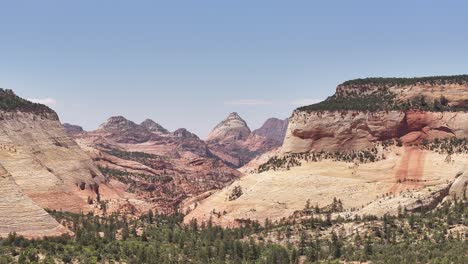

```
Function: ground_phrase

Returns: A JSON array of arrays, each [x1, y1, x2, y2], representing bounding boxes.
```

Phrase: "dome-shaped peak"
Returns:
[[207, 112, 251, 142]]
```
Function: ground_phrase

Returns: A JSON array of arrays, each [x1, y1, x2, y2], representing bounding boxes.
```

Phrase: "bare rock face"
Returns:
[[72, 117, 241, 213], [0, 166, 69, 238], [207, 113, 287, 167], [283, 111, 406, 152], [141, 119, 170, 135], [0, 89, 108, 237]]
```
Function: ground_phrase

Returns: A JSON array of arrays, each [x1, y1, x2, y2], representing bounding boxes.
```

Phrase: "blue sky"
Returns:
[[1, 1, 467, 137]]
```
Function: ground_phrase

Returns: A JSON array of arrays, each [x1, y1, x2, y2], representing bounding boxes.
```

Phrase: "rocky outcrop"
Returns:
[[207, 113, 288, 167]]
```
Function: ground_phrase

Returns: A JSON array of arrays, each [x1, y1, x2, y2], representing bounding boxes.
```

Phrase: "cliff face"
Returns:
[[283, 111, 405, 152], [0, 90, 108, 237], [282, 75, 468, 200], [0, 111, 105, 211], [283, 110, 468, 152]]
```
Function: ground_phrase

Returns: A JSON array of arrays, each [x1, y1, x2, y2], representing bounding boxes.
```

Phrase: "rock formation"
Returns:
[[207, 113, 288, 167], [0, 89, 108, 237], [284, 76, 468, 153], [207, 112, 251, 142], [187, 75, 468, 226], [71, 116, 241, 213]]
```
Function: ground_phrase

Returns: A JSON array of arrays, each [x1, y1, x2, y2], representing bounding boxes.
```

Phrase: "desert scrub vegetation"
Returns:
[[99, 146, 169, 170], [0, 89, 54, 114], [258, 148, 383, 173], [98, 166, 172, 193], [298, 92, 467, 112], [420, 137, 468, 154], [341, 75, 468, 87], [228, 185, 243, 201], [298, 75, 468, 112]]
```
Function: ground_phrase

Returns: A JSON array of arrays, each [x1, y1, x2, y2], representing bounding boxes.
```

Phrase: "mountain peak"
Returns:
[[252, 118, 289, 144], [140, 119, 170, 134], [207, 112, 251, 142], [0, 88, 55, 115], [97, 116, 151, 143], [173, 128, 200, 140], [99, 116, 133, 130]]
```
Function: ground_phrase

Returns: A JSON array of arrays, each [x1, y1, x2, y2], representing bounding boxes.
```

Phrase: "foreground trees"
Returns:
[[0, 200, 467, 263]]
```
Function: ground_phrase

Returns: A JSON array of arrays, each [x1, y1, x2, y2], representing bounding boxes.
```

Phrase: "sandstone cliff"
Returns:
[[0, 89, 109, 237], [282, 75, 468, 201], [284, 76, 468, 153]]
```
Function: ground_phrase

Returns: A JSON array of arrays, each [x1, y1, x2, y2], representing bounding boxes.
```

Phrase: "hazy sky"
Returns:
[[1, 1, 467, 138]]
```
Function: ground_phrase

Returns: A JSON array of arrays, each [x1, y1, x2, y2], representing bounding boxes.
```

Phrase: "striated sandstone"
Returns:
[[0, 165, 69, 238]]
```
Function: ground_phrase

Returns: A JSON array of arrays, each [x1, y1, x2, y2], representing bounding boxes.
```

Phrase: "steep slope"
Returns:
[[207, 113, 288, 167], [0, 89, 110, 237], [71, 116, 241, 213], [0, 165, 69, 238]]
